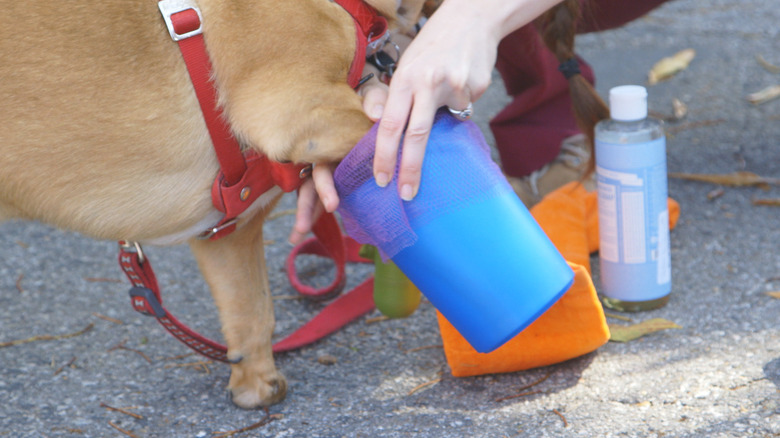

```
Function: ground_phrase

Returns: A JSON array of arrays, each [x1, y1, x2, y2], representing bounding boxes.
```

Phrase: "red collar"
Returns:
[[157, 0, 383, 239], [333, 0, 389, 87]]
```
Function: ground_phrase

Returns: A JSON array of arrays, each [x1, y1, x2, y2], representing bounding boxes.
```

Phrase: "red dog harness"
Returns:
[[118, 0, 386, 362]]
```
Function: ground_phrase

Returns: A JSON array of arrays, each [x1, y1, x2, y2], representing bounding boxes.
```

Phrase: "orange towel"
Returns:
[[437, 182, 680, 377]]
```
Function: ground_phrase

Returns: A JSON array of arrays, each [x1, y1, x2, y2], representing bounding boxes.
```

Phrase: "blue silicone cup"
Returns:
[[336, 111, 574, 353]]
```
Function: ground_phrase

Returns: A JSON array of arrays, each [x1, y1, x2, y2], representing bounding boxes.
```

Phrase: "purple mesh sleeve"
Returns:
[[334, 110, 512, 259]]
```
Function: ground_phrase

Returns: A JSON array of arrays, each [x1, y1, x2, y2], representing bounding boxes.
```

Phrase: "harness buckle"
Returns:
[[158, 0, 203, 41]]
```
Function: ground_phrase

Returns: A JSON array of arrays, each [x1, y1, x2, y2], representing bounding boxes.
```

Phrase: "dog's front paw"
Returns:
[[227, 367, 287, 409]]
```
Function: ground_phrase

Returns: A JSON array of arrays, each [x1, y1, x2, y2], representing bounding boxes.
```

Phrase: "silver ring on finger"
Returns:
[[447, 102, 473, 121]]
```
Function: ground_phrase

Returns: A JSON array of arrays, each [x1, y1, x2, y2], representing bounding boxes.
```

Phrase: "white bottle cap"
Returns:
[[609, 85, 648, 121]]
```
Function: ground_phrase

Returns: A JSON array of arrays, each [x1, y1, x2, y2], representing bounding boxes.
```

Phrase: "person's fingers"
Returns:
[[373, 80, 414, 188], [312, 163, 339, 213], [289, 179, 321, 245], [396, 91, 438, 201], [360, 83, 388, 122]]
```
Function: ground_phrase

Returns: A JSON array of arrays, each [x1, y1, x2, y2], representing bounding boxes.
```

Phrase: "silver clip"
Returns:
[[120, 240, 146, 264], [197, 218, 238, 240], [158, 0, 204, 41]]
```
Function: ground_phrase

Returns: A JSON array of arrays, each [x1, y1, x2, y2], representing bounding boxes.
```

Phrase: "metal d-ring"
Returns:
[[371, 40, 400, 77]]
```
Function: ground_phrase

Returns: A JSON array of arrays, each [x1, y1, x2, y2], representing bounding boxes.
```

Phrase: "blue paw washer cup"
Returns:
[[334, 110, 574, 353]]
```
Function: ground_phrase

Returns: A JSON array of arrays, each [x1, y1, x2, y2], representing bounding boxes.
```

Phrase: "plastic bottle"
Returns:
[[595, 85, 671, 312]]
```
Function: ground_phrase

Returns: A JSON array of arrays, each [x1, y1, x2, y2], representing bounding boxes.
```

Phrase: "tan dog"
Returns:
[[0, 0, 423, 408]]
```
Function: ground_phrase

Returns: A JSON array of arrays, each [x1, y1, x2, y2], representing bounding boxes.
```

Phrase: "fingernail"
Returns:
[[375, 172, 389, 187], [400, 184, 414, 201], [370, 104, 384, 120]]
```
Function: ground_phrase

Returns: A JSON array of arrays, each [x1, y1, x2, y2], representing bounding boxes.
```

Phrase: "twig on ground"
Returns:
[[0, 323, 94, 349], [407, 378, 442, 396], [495, 371, 552, 402], [53, 356, 77, 376], [213, 408, 283, 437], [84, 277, 123, 283], [92, 313, 123, 325], [756, 54, 780, 73], [552, 409, 568, 427], [108, 340, 152, 364], [752, 198, 780, 207], [15, 273, 24, 293], [161, 352, 196, 361], [100, 403, 144, 420], [164, 360, 212, 374], [50, 427, 84, 434], [108, 421, 139, 438]]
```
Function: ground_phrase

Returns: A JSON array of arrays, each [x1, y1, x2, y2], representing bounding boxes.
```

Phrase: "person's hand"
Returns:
[[288, 162, 337, 245], [370, 6, 499, 201]]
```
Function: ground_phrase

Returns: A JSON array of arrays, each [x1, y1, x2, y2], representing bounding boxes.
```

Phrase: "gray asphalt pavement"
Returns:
[[1, 0, 778, 436]]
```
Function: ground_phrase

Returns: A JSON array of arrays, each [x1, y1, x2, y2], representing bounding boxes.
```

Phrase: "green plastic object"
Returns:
[[360, 245, 421, 318]]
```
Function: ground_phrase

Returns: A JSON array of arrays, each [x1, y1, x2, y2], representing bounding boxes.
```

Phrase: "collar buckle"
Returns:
[[158, 0, 203, 41]]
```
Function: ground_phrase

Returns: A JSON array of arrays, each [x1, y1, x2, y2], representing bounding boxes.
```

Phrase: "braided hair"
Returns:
[[538, 0, 609, 174]]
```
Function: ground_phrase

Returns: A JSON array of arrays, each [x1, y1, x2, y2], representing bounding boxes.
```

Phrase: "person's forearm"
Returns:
[[434, 0, 565, 43]]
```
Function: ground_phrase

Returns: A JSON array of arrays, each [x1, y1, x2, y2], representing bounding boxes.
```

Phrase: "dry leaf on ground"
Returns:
[[609, 318, 682, 343], [746, 85, 780, 105], [669, 171, 779, 187], [648, 49, 696, 85], [766, 291, 780, 299]]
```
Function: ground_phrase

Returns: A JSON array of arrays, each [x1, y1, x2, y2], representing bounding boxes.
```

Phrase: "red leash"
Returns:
[[116, 0, 384, 362], [119, 225, 373, 359]]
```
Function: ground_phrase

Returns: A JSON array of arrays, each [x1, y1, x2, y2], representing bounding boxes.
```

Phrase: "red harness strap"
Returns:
[[334, 0, 389, 86], [158, 0, 309, 239], [115, 0, 384, 362]]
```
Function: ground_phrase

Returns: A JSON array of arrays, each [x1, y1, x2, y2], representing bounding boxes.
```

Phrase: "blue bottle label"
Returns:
[[596, 137, 671, 301]]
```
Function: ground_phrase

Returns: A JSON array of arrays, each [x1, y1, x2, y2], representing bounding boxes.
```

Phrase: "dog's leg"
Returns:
[[188, 203, 286, 409]]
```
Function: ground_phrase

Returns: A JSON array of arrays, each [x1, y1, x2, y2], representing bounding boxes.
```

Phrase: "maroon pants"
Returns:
[[491, 0, 671, 178]]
